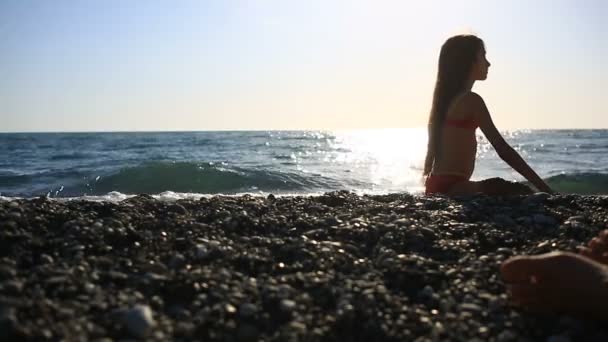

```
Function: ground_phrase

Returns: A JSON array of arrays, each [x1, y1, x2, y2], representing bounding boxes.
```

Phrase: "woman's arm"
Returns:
[[495, 145, 553, 193], [470, 93, 554, 193]]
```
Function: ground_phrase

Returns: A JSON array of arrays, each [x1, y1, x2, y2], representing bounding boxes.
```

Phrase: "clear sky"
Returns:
[[0, 0, 606, 132]]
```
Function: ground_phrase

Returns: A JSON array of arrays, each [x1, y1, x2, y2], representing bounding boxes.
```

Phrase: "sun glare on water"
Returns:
[[330, 128, 428, 193]]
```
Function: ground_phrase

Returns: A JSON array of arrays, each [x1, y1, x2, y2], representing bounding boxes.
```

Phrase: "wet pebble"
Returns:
[[121, 305, 156, 338], [0, 266, 16, 280], [0, 280, 23, 294], [533, 214, 557, 226], [239, 303, 258, 318], [546, 335, 571, 342]]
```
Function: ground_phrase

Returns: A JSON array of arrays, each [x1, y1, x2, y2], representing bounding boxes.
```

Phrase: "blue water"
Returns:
[[2, 129, 608, 199]]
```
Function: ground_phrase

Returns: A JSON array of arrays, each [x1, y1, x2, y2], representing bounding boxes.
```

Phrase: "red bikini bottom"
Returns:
[[425, 174, 467, 195]]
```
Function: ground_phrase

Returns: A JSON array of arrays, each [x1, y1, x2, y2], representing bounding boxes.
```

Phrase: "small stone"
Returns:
[[106, 271, 128, 281], [239, 303, 258, 318], [41, 329, 52, 339], [168, 204, 188, 215], [493, 214, 516, 226], [225, 303, 237, 314], [325, 217, 342, 226], [497, 329, 518, 342], [194, 245, 209, 259], [45, 276, 68, 286], [167, 305, 189, 319], [419, 285, 434, 298], [460, 303, 482, 312], [279, 299, 296, 313], [236, 323, 259, 342], [288, 321, 307, 333], [537, 240, 550, 248], [7, 212, 21, 220], [546, 335, 571, 342], [523, 192, 550, 205], [0, 305, 16, 321], [174, 322, 195, 337], [83, 283, 96, 293], [432, 321, 445, 336], [566, 215, 585, 222], [0, 314, 19, 340], [0, 280, 23, 294], [0, 266, 16, 280], [439, 298, 455, 312], [168, 253, 186, 269], [533, 214, 557, 226], [122, 305, 156, 338]]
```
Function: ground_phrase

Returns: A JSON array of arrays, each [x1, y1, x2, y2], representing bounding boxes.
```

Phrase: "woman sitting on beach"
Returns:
[[423, 34, 553, 195]]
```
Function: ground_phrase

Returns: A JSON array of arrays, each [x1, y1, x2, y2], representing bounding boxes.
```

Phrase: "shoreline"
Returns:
[[1, 191, 607, 340]]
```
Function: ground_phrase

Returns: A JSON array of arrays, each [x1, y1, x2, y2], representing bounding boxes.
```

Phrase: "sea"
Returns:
[[2, 129, 608, 201]]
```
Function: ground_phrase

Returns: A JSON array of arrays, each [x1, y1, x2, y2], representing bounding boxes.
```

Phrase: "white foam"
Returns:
[[0, 188, 423, 203]]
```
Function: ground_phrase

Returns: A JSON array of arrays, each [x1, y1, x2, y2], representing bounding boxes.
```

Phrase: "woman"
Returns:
[[423, 34, 553, 195]]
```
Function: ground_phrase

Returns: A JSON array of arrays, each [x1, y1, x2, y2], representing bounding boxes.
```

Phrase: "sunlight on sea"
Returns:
[[330, 128, 428, 193]]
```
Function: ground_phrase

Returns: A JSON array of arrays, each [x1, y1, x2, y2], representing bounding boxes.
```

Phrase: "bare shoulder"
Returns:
[[450, 91, 486, 116], [460, 91, 486, 108]]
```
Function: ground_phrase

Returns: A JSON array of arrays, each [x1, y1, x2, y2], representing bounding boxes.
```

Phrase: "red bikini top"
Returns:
[[444, 118, 478, 129]]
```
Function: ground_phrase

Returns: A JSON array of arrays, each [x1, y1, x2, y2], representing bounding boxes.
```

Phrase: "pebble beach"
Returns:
[[1, 192, 607, 341]]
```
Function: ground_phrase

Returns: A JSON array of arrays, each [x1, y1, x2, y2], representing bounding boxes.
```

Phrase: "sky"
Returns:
[[0, 0, 606, 132]]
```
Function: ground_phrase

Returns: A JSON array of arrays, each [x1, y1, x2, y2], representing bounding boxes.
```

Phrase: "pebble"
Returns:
[[496, 247, 513, 255], [0, 280, 23, 294], [497, 329, 518, 342], [533, 214, 557, 226], [279, 299, 297, 313], [168, 204, 188, 215], [460, 303, 482, 313], [236, 323, 259, 342], [523, 192, 550, 205], [167, 305, 190, 319], [419, 285, 434, 298], [7, 212, 21, 220], [493, 214, 516, 226], [566, 215, 585, 222], [225, 303, 237, 314], [168, 253, 186, 269], [238, 303, 258, 318], [0, 266, 16, 280], [122, 305, 156, 338], [194, 244, 209, 259], [546, 335, 571, 342], [83, 282, 96, 293], [0, 193, 606, 340]]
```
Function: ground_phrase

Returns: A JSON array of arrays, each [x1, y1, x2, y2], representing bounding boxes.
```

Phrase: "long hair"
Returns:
[[423, 35, 485, 176]]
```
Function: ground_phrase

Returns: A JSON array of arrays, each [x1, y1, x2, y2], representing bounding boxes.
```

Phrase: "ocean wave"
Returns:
[[49, 153, 90, 161], [74, 161, 346, 196], [5, 159, 608, 198], [0, 171, 32, 187], [70, 171, 608, 197], [541, 173, 608, 195]]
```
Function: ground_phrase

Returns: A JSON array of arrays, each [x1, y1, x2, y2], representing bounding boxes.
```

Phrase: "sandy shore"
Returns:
[[1, 192, 607, 341]]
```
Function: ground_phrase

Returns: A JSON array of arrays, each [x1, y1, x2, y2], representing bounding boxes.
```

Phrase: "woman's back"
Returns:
[[430, 92, 479, 179]]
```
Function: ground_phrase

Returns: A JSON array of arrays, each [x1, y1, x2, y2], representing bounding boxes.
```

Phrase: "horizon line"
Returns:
[[1, 127, 608, 134]]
